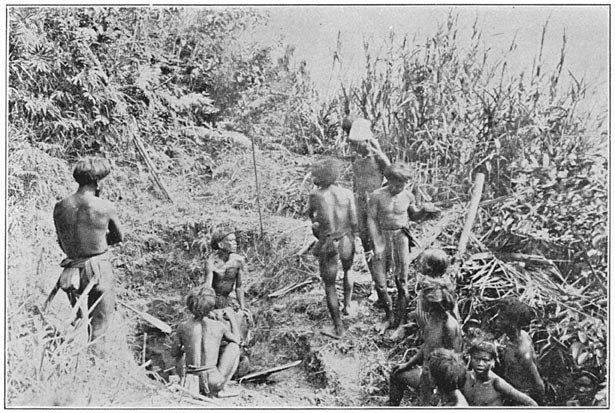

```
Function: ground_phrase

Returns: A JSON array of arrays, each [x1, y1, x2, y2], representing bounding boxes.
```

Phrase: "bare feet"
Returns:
[[342, 301, 358, 317], [217, 386, 240, 398]]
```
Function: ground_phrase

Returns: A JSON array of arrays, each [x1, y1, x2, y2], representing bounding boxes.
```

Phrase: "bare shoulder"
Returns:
[[229, 253, 246, 265]]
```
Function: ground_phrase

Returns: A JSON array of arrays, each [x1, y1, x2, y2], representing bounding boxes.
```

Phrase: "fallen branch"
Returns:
[[268, 279, 315, 298], [320, 330, 341, 340], [408, 206, 463, 264], [119, 301, 172, 334], [236, 360, 302, 383]]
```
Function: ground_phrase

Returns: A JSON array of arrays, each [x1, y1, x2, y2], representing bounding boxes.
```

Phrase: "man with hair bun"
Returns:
[[307, 157, 359, 337], [170, 286, 241, 397], [53, 157, 124, 354]]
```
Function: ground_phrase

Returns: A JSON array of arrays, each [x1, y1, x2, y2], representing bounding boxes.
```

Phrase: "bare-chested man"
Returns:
[[388, 275, 463, 406], [496, 297, 545, 405], [307, 157, 359, 337], [204, 227, 251, 343], [53, 157, 123, 353], [171, 286, 240, 397], [367, 164, 425, 333], [462, 340, 537, 406], [346, 118, 393, 327]]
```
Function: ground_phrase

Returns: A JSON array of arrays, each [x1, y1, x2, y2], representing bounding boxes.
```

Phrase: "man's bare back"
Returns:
[[308, 185, 357, 238], [52, 157, 123, 354], [54, 192, 123, 258]]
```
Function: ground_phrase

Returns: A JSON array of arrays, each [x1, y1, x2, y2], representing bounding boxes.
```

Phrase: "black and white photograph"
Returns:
[[5, 4, 609, 408]]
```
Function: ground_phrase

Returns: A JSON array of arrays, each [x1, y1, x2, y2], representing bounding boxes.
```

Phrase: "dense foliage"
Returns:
[[7, 6, 608, 406]]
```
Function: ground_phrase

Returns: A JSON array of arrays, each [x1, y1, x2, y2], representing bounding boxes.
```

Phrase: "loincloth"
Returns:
[[312, 230, 353, 259], [186, 365, 224, 396], [58, 252, 113, 294], [372, 228, 408, 263]]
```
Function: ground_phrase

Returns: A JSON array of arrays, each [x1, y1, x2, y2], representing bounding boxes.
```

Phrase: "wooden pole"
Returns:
[[249, 131, 264, 239], [456, 172, 485, 260], [130, 122, 173, 202]]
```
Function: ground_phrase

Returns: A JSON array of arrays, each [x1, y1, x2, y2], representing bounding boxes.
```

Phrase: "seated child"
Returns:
[[425, 348, 468, 406], [496, 297, 546, 405], [170, 286, 241, 397], [462, 339, 537, 406], [414, 248, 458, 328]]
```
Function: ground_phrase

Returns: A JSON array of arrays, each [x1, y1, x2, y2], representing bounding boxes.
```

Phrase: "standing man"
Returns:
[[347, 118, 393, 330], [367, 164, 425, 334], [307, 157, 359, 337], [53, 157, 124, 354]]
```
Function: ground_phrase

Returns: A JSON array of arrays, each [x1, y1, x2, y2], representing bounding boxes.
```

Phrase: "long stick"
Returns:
[[131, 125, 173, 202], [249, 130, 264, 238], [457, 172, 485, 260]]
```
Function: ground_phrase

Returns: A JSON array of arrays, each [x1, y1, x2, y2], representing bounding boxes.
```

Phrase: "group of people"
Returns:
[[48, 118, 599, 405], [306, 118, 548, 406], [51, 157, 252, 397]]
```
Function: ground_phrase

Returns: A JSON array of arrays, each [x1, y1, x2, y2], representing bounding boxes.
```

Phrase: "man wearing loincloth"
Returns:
[[307, 157, 359, 337], [171, 286, 240, 397], [204, 227, 251, 343], [367, 164, 424, 334], [346, 118, 393, 327], [53, 157, 124, 354]]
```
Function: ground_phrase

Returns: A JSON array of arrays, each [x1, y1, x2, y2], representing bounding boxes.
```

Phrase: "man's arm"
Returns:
[[235, 256, 246, 310], [106, 204, 124, 245], [395, 349, 424, 373], [405, 192, 422, 221], [170, 328, 186, 377], [307, 193, 321, 238], [52, 204, 66, 253], [348, 193, 359, 236], [493, 376, 538, 406], [204, 256, 215, 288], [526, 343, 546, 396], [368, 140, 391, 172]]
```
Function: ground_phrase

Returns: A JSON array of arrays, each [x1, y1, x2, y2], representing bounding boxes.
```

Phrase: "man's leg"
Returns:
[[394, 233, 410, 327], [319, 255, 344, 336], [218, 341, 240, 389], [87, 283, 115, 354], [372, 252, 394, 333], [339, 235, 355, 315]]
